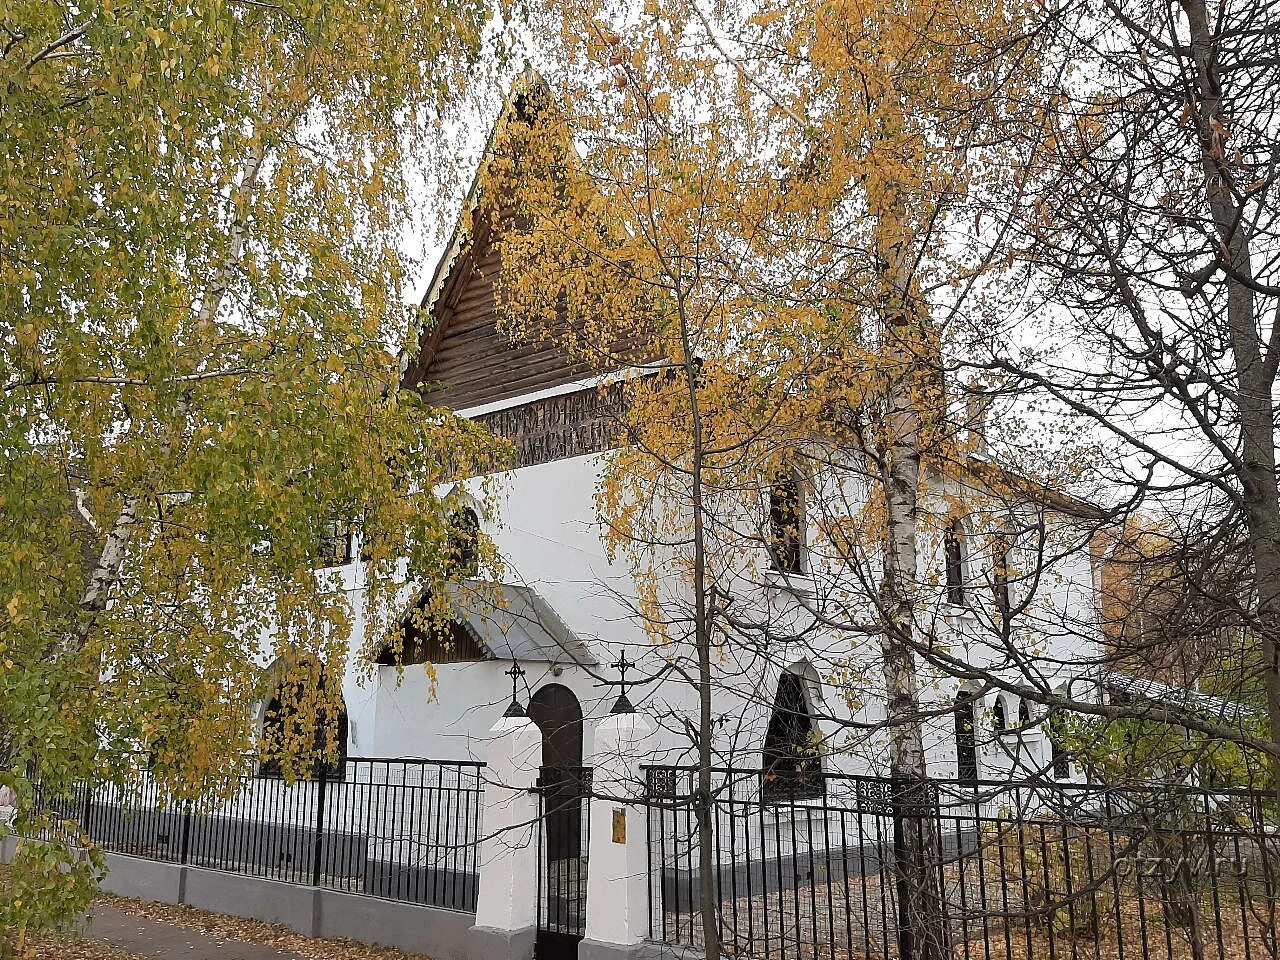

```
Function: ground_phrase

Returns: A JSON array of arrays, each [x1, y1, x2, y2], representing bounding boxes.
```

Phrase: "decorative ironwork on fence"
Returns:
[[644, 766, 1280, 960], [36, 758, 486, 912]]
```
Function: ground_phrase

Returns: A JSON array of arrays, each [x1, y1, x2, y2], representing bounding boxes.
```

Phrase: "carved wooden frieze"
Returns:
[[475, 382, 629, 469]]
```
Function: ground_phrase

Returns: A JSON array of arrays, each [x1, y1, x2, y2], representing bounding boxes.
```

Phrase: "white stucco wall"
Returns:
[[268, 434, 1104, 784]]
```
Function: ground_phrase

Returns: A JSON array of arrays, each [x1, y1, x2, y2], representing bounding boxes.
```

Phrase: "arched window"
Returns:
[[768, 472, 805, 575], [258, 659, 348, 780], [375, 593, 488, 666], [446, 506, 481, 576], [762, 672, 823, 800], [992, 695, 1007, 735], [945, 520, 966, 606], [955, 691, 978, 784], [1048, 711, 1072, 781], [316, 519, 353, 568], [992, 532, 1013, 621], [1017, 698, 1031, 728]]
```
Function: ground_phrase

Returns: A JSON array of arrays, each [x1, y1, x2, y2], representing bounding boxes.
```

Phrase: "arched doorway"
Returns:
[[527, 683, 584, 769], [526, 683, 587, 959], [527, 683, 584, 861], [762, 670, 824, 800], [954, 690, 978, 785]]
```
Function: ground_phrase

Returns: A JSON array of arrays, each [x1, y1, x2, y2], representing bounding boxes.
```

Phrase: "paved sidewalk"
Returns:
[[88, 903, 303, 960]]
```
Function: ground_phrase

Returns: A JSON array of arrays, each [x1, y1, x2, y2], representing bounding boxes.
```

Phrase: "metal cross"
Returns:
[[503, 662, 526, 718], [610, 649, 637, 715]]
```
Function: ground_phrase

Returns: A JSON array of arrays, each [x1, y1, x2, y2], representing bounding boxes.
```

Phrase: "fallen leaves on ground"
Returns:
[[22, 929, 144, 960], [97, 893, 434, 960]]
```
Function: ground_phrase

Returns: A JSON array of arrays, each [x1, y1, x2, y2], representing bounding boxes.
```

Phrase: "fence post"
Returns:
[[581, 708, 658, 960], [311, 772, 328, 887], [81, 780, 94, 837], [469, 709, 542, 960], [179, 803, 193, 865]]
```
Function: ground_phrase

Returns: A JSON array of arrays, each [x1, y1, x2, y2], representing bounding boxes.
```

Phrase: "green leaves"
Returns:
[[0, 0, 496, 942], [0, 823, 105, 956]]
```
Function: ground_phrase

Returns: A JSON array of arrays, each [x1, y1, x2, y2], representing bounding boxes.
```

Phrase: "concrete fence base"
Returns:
[[467, 922, 536, 960], [579, 937, 697, 960], [0, 836, 475, 959]]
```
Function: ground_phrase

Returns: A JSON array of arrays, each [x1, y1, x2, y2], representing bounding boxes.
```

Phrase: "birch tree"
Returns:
[[1, 1, 503, 945], [489, 0, 1037, 955], [487, 64, 780, 960]]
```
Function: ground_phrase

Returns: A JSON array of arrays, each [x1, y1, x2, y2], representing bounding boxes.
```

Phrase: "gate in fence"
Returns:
[[535, 766, 592, 960]]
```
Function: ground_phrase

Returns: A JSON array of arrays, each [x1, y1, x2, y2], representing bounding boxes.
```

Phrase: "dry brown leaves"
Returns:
[[96, 893, 433, 960], [22, 930, 143, 960]]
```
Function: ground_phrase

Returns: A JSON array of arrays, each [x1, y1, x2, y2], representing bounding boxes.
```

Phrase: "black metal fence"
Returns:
[[36, 758, 485, 912], [644, 766, 1280, 960]]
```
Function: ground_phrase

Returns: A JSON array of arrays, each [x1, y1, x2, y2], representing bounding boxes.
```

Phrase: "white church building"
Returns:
[[11, 93, 1168, 960], [298, 97, 1108, 797]]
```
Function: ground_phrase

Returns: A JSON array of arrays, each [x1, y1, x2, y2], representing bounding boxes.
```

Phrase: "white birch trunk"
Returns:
[[877, 248, 947, 960]]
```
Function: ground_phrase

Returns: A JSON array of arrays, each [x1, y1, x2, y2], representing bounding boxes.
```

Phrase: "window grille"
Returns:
[[768, 474, 805, 575], [945, 520, 966, 605], [955, 690, 978, 784]]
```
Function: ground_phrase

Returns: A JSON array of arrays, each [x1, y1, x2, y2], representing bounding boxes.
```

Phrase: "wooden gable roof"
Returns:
[[400, 78, 616, 412], [400, 215, 608, 411]]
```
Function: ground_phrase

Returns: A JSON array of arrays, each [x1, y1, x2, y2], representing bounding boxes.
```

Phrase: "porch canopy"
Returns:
[[396, 579, 597, 666], [1102, 672, 1249, 723]]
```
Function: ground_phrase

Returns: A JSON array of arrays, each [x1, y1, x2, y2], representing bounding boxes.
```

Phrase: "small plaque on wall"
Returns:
[[612, 807, 626, 844]]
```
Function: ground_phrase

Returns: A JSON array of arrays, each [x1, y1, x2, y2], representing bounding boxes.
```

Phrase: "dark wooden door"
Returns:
[[528, 683, 583, 860], [528, 683, 583, 766]]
